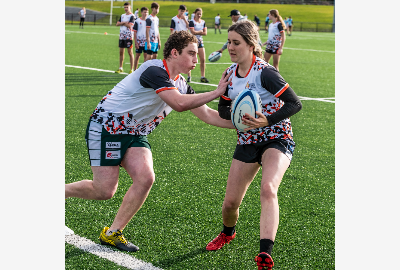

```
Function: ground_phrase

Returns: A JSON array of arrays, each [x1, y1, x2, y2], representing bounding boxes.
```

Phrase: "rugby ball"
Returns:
[[208, 51, 222, 62], [231, 90, 262, 132]]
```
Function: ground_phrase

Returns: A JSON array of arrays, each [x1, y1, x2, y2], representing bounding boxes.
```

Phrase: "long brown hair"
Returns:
[[227, 20, 262, 58], [269, 9, 286, 29]]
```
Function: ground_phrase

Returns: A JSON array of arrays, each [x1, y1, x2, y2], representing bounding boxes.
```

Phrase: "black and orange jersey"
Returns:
[[219, 55, 301, 145], [90, 59, 194, 135]]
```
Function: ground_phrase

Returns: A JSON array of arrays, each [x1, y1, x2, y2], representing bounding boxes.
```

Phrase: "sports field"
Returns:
[[65, 24, 334, 269]]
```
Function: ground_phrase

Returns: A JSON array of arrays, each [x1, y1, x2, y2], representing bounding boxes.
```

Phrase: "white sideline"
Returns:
[[65, 65, 335, 103], [65, 227, 163, 270]]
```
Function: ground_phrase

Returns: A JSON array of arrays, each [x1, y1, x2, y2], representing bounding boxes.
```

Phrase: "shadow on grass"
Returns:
[[156, 247, 208, 268]]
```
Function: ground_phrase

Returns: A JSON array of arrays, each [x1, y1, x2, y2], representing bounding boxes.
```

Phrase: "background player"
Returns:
[[65, 30, 235, 253], [262, 10, 286, 72], [189, 8, 209, 83], [145, 2, 161, 61], [215, 10, 245, 54], [215, 13, 221, 34], [133, 7, 148, 70], [170, 5, 191, 82], [115, 2, 135, 74], [287, 16, 293, 36], [265, 13, 270, 33], [78, 7, 86, 29]]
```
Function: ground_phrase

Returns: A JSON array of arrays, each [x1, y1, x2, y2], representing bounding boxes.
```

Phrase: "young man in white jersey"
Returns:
[[145, 2, 161, 62], [170, 5, 192, 82], [65, 30, 234, 253], [215, 13, 221, 34], [133, 7, 148, 70], [115, 2, 135, 74]]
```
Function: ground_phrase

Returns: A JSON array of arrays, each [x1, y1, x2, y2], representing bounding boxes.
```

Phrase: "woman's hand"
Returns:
[[242, 111, 268, 131]]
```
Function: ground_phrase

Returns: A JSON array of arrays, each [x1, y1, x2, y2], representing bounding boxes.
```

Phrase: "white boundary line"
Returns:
[[65, 65, 335, 103], [65, 230, 163, 270]]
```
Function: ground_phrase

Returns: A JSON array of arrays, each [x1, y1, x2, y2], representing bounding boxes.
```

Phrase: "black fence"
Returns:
[[66, 13, 334, 32]]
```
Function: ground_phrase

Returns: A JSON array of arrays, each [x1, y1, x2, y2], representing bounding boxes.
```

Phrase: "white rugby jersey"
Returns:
[[118, 13, 135, 40], [221, 55, 293, 145], [133, 18, 147, 46], [146, 14, 159, 43], [170, 15, 188, 32], [80, 9, 85, 18], [189, 19, 206, 45], [90, 59, 194, 135], [266, 21, 284, 52], [215, 15, 220, 24]]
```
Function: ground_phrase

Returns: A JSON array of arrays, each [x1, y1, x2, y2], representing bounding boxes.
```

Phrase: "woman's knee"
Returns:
[[260, 181, 278, 200]]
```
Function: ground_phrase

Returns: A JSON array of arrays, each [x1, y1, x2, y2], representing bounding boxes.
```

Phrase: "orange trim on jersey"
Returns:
[[244, 55, 256, 78], [174, 75, 179, 81], [220, 95, 231, 101], [156, 87, 177, 94], [275, 83, 289, 97], [163, 59, 171, 79]]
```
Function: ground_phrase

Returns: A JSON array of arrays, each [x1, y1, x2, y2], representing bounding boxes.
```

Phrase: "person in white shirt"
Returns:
[[133, 7, 149, 70], [189, 8, 209, 83], [144, 2, 161, 61], [134, 8, 139, 19], [214, 13, 221, 34], [78, 7, 86, 29], [115, 2, 135, 74], [170, 4, 192, 82], [65, 30, 234, 253]]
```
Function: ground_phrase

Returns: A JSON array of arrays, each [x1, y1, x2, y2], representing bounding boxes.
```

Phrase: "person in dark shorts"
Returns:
[[78, 7, 86, 29], [262, 9, 286, 72], [206, 20, 302, 270], [133, 7, 149, 70], [65, 30, 235, 253], [115, 2, 135, 74]]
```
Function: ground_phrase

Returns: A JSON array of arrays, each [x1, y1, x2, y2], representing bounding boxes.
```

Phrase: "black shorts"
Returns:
[[265, 48, 278, 54], [119, 39, 133, 49], [135, 46, 146, 54], [233, 139, 295, 166], [80, 18, 85, 22], [215, 23, 220, 26]]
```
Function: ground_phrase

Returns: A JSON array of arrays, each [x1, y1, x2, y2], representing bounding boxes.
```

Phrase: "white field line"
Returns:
[[65, 30, 334, 53], [65, 232, 163, 270], [65, 65, 335, 103]]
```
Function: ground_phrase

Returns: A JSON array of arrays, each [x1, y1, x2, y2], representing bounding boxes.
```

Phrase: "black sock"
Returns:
[[260, 239, 274, 255], [222, 224, 235, 236]]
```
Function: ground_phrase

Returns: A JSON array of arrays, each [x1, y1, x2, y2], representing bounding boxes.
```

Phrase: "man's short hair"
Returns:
[[163, 31, 198, 59], [179, 5, 187, 11], [124, 2, 130, 6], [151, 2, 159, 9], [141, 7, 148, 12]]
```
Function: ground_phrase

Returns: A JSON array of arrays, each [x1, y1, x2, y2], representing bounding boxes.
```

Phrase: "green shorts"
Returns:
[[85, 120, 151, 166]]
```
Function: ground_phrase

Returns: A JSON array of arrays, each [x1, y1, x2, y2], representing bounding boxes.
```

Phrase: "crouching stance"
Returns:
[[65, 30, 234, 252]]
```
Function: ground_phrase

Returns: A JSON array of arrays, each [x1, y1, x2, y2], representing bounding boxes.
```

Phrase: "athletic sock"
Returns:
[[260, 238, 274, 255], [222, 224, 235, 236]]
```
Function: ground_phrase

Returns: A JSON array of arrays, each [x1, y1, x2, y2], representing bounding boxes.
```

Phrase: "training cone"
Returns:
[[104, 32, 108, 35]]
